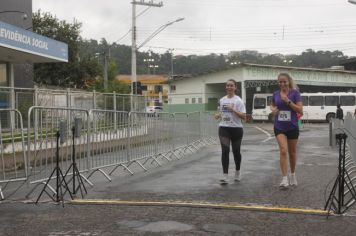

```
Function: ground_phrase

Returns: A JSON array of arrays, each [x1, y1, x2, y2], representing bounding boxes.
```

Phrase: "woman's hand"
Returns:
[[280, 94, 289, 104], [214, 112, 221, 120], [226, 104, 234, 112], [270, 106, 279, 116]]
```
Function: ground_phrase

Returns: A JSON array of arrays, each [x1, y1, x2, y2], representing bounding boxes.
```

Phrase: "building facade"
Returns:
[[116, 75, 169, 105], [168, 63, 356, 113], [0, 0, 68, 109], [0, 0, 33, 88]]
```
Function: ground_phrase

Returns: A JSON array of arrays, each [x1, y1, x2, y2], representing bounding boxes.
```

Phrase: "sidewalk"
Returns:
[[1, 123, 356, 235]]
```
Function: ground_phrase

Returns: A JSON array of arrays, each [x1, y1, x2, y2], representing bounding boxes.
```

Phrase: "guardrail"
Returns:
[[328, 113, 356, 214], [0, 109, 26, 200], [0, 106, 218, 200]]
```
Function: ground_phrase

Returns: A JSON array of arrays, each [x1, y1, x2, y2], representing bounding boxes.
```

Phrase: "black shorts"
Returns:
[[274, 127, 299, 139]]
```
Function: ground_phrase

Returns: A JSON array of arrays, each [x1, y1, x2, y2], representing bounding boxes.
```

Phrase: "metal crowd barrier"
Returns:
[[128, 112, 164, 168], [0, 109, 27, 200], [154, 112, 177, 162], [200, 112, 218, 145], [187, 112, 204, 150], [86, 109, 130, 180], [343, 113, 356, 164], [1, 106, 218, 200], [173, 112, 196, 156], [328, 113, 356, 213], [26, 106, 91, 196]]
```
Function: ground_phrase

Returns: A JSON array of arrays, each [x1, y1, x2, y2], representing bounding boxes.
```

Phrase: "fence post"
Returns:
[[93, 90, 96, 109], [34, 87, 39, 140], [113, 91, 117, 130], [66, 88, 71, 108], [329, 119, 333, 147], [9, 87, 15, 129]]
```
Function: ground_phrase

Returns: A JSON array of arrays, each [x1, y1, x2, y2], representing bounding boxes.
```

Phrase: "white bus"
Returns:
[[252, 92, 356, 122]]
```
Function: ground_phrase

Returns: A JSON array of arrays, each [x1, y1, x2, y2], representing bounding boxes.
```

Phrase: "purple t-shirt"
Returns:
[[272, 89, 301, 131]]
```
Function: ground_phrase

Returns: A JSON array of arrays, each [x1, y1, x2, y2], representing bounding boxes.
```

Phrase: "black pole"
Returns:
[[72, 127, 76, 195], [56, 131, 60, 202], [337, 134, 342, 214], [341, 133, 347, 208]]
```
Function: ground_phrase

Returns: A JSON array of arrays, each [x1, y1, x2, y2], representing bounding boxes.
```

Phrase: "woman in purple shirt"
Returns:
[[270, 73, 303, 189]]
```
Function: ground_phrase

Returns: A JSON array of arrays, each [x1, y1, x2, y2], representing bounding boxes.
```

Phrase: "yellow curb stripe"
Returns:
[[70, 199, 330, 215]]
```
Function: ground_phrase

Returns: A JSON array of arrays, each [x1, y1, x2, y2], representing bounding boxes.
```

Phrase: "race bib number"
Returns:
[[278, 111, 291, 121], [222, 113, 232, 122]]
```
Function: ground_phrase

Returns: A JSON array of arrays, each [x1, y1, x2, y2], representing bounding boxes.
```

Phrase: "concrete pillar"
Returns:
[[241, 80, 246, 104]]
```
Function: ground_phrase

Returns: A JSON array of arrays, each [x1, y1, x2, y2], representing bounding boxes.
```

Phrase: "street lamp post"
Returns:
[[283, 59, 293, 65], [143, 58, 154, 74], [131, 0, 163, 112], [149, 64, 159, 74], [169, 48, 174, 80], [131, 1, 184, 111], [95, 51, 109, 91]]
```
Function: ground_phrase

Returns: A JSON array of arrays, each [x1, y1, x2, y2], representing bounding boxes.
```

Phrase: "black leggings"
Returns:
[[218, 127, 244, 174]]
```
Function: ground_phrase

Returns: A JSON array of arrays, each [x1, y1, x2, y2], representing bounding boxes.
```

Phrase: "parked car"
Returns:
[[146, 106, 163, 113]]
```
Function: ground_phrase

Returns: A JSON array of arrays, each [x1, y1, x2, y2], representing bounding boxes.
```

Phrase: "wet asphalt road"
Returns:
[[1, 123, 356, 235]]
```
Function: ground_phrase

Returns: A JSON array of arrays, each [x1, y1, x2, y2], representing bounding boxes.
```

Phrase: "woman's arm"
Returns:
[[287, 100, 303, 114], [232, 109, 246, 121], [270, 101, 279, 116]]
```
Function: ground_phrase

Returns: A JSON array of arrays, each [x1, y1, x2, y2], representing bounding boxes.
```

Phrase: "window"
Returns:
[[0, 64, 7, 87], [301, 96, 308, 106], [340, 96, 355, 106], [309, 96, 323, 106], [192, 98, 196, 104], [198, 97, 202, 103], [154, 85, 162, 93], [170, 85, 176, 91], [254, 98, 266, 109], [325, 96, 339, 106], [141, 85, 147, 91], [185, 98, 189, 104]]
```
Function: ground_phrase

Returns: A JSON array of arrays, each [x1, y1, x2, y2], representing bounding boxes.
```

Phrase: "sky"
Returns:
[[32, 0, 356, 57]]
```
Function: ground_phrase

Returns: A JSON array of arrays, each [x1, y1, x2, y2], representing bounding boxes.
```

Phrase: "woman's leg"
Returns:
[[219, 127, 231, 174], [287, 139, 298, 173], [231, 128, 243, 171], [276, 134, 289, 177]]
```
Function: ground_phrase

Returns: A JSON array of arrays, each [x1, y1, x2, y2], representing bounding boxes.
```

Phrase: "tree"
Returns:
[[32, 10, 100, 88], [108, 60, 119, 81]]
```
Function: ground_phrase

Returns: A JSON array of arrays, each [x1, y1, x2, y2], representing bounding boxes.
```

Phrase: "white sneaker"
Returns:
[[289, 173, 298, 186], [220, 173, 229, 184], [234, 170, 241, 181], [279, 176, 289, 188]]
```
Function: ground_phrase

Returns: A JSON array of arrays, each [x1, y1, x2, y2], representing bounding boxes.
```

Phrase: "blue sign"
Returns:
[[0, 21, 68, 62]]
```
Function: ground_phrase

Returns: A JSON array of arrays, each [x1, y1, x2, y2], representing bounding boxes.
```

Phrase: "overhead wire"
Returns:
[[112, 0, 356, 55]]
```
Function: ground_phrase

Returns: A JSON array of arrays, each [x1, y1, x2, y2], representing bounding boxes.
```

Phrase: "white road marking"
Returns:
[[254, 126, 273, 142]]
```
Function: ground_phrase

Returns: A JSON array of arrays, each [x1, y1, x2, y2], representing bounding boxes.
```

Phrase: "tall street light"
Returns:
[[131, 2, 184, 111], [131, 0, 163, 112], [169, 48, 174, 80], [136, 17, 184, 50], [95, 51, 109, 91]]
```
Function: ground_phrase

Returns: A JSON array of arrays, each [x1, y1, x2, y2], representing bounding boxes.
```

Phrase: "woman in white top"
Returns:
[[215, 79, 246, 184]]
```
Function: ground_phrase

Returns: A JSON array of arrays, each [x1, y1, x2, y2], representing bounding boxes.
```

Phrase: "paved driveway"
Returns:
[[1, 123, 356, 235]]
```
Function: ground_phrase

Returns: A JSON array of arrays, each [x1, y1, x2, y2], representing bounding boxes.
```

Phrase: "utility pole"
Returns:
[[103, 49, 109, 91], [169, 48, 174, 79], [131, 0, 163, 111]]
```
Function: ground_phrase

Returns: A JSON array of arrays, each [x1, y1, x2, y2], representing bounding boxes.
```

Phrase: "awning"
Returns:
[[0, 20, 68, 63]]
